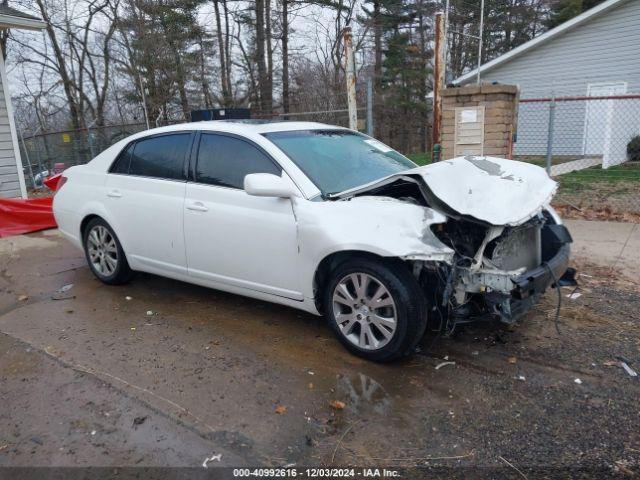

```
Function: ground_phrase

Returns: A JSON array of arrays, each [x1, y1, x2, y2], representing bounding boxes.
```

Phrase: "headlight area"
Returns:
[[419, 210, 576, 334]]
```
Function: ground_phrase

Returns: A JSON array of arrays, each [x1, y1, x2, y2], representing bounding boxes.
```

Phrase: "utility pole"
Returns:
[[477, 0, 485, 84], [366, 77, 374, 136], [432, 12, 445, 161], [343, 26, 358, 130], [444, 0, 450, 81], [138, 74, 150, 130]]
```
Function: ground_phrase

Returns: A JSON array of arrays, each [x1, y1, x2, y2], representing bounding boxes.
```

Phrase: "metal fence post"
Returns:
[[432, 12, 445, 162], [18, 131, 36, 189], [366, 78, 373, 136], [545, 96, 556, 175], [35, 140, 44, 187], [87, 128, 96, 159]]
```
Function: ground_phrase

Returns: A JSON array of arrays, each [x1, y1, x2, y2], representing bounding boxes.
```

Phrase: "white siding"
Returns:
[[0, 80, 21, 198], [475, 0, 640, 98]]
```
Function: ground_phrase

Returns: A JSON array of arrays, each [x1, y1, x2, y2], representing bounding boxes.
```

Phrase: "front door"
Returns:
[[183, 132, 302, 299]]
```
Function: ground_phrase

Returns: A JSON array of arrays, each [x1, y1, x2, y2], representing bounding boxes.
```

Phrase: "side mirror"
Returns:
[[244, 173, 298, 198]]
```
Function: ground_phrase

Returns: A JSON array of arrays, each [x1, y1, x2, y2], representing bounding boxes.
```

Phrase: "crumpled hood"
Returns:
[[333, 156, 557, 226]]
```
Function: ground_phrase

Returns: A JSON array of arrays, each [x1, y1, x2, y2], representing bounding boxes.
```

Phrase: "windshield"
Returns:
[[263, 130, 416, 196]]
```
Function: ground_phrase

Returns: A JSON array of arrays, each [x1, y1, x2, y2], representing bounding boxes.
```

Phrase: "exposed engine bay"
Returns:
[[429, 212, 572, 330]]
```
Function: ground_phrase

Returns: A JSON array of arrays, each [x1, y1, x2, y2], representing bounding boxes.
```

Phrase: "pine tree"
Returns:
[[119, 0, 209, 121], [547, 0, 608, 29]]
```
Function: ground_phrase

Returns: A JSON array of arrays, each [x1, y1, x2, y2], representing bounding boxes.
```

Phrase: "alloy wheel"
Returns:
[[332, 273, 397, 350], [87, 225, 118, 277]]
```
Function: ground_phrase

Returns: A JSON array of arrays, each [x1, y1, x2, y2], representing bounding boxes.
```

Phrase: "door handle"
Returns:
[[107, 190, 122, 198], [186, 201, 209, 212]]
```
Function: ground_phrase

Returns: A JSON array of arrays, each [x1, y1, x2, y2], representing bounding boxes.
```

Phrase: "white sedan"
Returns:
[[53, 121, 575, 362]]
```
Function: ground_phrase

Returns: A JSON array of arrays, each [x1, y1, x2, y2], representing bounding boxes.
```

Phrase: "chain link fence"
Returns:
[[19, 123, 149, 188], [516, 95, 640, 215], [19, 113, 369, 191], [252, 107, 366, 130], [20, 95, 639, 216], [19, 114, 372, 191]]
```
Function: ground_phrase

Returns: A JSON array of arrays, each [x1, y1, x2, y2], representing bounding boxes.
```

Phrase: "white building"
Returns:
[[0, 5, 45, 198], [454, 0, 640, 168]]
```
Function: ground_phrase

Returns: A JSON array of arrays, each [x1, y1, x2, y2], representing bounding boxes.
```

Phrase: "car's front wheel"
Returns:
[[83, 217, 133, 285], [323, 257, 427, 362]]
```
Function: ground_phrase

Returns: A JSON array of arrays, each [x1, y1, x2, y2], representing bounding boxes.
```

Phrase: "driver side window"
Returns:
[[195, 133, 281, 189]]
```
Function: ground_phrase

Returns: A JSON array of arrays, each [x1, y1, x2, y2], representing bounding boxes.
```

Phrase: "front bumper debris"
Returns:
[[450, 224, 575, 326], [512, 244, 571, 300]]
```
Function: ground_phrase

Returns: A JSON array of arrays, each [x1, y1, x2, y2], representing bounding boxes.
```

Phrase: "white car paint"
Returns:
[[104, 174, 188, 276], [53, 121, 559, 317], [184, 177, 302, 300], [334, 156, 558, 227]]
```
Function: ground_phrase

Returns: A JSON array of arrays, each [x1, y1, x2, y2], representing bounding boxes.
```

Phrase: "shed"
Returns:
[[0, 5, 46, 198], [453, 0, 640, 166]]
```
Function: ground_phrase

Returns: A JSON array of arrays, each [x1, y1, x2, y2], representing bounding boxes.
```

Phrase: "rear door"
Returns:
[[104, 132, 193, 276], [183, 132, 302, 299]]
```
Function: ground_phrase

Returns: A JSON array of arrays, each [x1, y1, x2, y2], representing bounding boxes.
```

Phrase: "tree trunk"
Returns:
[[265, 0, 274, 110], [255, 0, 271, 113], [223, 0, 233, 104], [198, 35, 213, 108], [171, 44, 190, 119], [282, 0, 290, 113], [35, 0, 82, 130], [417, 4, 428, 153], [373, 0, 382, 138], [214, 0, 231, 105]]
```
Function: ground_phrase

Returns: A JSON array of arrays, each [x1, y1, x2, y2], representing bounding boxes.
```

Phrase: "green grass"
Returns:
[[406, 152, 431, 166], [557, 162, 640, 193], [405, 153, 638, 213]]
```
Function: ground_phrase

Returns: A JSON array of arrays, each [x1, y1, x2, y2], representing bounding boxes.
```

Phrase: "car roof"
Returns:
[[134, 120, 348, 137]]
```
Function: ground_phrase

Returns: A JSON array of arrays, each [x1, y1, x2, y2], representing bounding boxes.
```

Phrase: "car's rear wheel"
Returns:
[[83, 218, 133, 285], [323, 257, 427, 362]]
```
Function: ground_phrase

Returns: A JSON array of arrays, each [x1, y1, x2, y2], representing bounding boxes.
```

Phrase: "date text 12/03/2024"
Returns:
[[232, 468, 401, 477]]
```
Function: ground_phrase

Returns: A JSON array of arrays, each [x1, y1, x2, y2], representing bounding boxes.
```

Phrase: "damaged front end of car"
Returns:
[[332, 155, 577, 333], [428, 211, 576, 332]]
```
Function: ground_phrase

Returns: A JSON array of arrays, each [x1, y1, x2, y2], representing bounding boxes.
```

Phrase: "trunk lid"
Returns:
[[332, 156, 557, 226]]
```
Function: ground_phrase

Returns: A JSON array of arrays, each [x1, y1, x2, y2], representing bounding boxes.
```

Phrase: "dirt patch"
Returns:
[[0, 333, 248, 467], [0, 232, 638, 475], [553, 203, 640, 223]]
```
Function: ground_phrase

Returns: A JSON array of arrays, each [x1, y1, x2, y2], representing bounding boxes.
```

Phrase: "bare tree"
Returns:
[[213, 0, 232, 105], [254, 0, 272, 112], [281, 0, 290, 113]]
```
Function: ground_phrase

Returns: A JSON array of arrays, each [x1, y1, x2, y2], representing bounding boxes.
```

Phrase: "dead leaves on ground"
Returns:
[[553, 204, 640, 223]]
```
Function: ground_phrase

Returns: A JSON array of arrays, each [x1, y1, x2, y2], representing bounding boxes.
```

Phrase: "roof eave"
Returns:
[[453, 0, 628, 85], [0, 14, 46, 31]]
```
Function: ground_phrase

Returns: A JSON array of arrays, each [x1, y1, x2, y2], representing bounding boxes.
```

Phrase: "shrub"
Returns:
[[628, 135, 640, 162]]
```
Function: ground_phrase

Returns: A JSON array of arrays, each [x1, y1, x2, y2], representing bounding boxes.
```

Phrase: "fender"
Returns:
[[292, 196, 455, 300]]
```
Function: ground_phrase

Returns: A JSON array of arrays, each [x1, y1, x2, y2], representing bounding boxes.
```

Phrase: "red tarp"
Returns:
[[44, 173, 63, 191], [0, 197, 57, 238]]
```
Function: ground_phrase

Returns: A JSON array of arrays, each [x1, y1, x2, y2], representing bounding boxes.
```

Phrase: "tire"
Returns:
[[83, 217, 133, 285], [323, 257, 427, 362]]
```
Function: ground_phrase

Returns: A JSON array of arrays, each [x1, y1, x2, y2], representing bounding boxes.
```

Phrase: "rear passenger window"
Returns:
[[128, 134, 190, 180], [196, 134, 281, 189], [110, 143, 134, 174]]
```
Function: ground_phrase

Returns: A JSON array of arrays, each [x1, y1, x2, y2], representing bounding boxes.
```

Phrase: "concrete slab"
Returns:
[[551, 157, 601, 176], [565, 219, 640, 283]]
